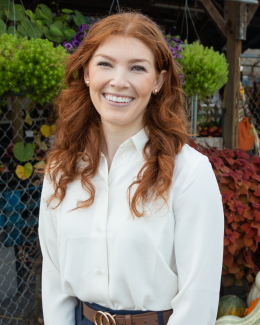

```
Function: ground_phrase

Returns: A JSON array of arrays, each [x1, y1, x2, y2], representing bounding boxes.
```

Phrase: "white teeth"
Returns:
[[104, 94, 133, 103]]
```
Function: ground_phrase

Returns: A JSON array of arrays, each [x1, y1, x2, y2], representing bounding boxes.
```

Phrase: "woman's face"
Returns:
[[84, 34, 167, 129]]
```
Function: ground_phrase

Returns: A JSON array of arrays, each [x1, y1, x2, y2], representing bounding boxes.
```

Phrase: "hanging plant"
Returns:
[[0, 34, 68, 104], [182, 42, 228, 99], [62, 23, 93, 53], [0, 1, 90, 44], [161, 31, 183, 61]]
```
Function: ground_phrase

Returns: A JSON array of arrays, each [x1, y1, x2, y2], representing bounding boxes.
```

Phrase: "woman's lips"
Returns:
[[102, 94, 135, 107]]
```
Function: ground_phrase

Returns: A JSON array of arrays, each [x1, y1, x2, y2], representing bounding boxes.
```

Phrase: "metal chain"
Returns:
[[109, 0, 121, 15]]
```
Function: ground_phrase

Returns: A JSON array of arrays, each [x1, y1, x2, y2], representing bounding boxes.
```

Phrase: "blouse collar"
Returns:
[[130, 128, 148, 158], [98, 128, 149, 160], [103, 128, 148, 157]]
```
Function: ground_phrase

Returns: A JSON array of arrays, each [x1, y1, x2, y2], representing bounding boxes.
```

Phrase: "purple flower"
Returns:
[[64, 42, 73, 50], [74, 31, 82, 42], [72, 40, 80, 47], [79, 24, 86, 33]]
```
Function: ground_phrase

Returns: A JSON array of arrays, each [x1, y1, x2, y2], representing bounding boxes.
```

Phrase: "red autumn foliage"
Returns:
[[189, 140, 260, 287]]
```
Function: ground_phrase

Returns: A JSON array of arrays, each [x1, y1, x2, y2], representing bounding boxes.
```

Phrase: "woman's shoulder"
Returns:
[[175, 143, 209, 172], [172, 143, 211, 189]]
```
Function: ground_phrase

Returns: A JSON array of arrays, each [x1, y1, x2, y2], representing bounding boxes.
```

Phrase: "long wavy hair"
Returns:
[[46, 11, 189, 217]]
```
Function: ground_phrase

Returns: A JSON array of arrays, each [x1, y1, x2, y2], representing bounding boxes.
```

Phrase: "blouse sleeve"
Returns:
[[38, 175, 78, 325], [169, 156, 224, 325]]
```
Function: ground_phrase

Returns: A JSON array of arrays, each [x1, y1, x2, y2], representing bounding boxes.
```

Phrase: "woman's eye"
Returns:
[[97, 62, 111, 67], [133, 66, 146, 72]]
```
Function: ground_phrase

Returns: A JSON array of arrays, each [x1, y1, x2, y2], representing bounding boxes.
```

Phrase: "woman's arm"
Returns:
[[169, 156, 224, 325], [38, 175, 78, 325]]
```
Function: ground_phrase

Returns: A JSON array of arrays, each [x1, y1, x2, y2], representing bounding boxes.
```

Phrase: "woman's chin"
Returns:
[[102, 117, 132, 127]]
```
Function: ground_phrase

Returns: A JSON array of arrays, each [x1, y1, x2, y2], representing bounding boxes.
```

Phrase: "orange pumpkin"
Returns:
[[244, 298, 260, 316]]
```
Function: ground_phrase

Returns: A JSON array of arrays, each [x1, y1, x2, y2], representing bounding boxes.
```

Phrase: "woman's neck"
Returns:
[[101, 121, 143, 172]]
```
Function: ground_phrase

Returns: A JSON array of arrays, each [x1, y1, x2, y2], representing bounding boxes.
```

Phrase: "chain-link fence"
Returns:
[[241, 52, 260, 155], [0, 96, 54, 324]]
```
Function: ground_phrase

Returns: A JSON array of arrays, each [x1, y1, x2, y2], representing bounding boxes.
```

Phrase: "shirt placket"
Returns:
[[91, 155, 111, 304], [90, 143, 132, 306]]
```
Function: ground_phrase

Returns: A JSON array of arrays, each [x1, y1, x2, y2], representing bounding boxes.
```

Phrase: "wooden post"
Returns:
[[8, 96, 29, 143], [8, 96, 24, 143], [224, 2, 241, 150]]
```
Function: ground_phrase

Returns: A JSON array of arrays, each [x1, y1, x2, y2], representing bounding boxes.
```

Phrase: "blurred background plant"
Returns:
[[0, 34, 68, 104], [0, 0, 90, 44], [181, 42, 229, 99]]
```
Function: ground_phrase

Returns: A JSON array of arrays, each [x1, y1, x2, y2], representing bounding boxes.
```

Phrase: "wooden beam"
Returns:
[[198, 0, 227, 39], [8, 97, 24, 143], [247, 0, 260, 27], [237, 3, 247, 40], [224, 2, 241, 150]]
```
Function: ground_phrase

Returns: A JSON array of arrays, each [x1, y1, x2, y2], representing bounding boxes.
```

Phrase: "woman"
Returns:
[[39, 12, 224, 325]]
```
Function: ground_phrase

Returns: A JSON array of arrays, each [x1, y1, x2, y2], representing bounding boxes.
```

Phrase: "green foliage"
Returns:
[[73, 10, 86, 26], [0, 1, 87, 45], [182, 42, 229, 99], [5, 4, 24, 21], [13, 142, 34, 161], [0, 34, 68, 104]]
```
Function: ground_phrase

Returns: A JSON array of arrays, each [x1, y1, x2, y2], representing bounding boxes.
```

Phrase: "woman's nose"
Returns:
[[110, 69, 129, 89]]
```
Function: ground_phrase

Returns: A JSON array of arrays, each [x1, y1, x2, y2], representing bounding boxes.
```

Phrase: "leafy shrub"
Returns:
[[182, 42, 228, 99], [189, 140, 260, 288], [0, 1, 89, 44], [0, 34, 68, 104]]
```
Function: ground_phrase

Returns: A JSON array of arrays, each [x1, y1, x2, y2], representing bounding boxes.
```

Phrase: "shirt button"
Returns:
[[122, 153, 127, 159], [97, 227, 102, 233], [97, 270, 102, 275]]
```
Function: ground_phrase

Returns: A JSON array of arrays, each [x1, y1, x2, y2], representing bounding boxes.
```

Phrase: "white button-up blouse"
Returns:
[[39, 128, 224, 325]]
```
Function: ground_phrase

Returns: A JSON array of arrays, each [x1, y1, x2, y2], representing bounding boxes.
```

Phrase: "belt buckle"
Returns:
[[94, 310, 117, 325]]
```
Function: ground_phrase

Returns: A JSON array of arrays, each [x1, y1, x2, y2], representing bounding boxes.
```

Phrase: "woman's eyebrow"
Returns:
[[94, 54, 151, 65]]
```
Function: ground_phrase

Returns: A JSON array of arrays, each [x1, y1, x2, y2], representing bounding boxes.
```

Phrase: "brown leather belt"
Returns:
[[82, 302, 173, 325]]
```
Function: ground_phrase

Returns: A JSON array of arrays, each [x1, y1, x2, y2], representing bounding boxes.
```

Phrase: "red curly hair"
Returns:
[[46, 11, 189, 217]]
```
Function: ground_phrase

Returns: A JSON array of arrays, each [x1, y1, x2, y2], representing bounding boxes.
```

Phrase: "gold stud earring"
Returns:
[[86, 80, 90, 87], [153, 88, 159, 95]]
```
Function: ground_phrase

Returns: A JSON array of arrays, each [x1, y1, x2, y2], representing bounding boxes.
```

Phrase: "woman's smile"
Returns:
[[102, 93, 135, 107]]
